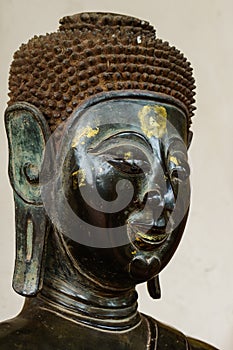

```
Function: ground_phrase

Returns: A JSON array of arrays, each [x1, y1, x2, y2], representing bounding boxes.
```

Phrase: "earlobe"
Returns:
[[12, 193, 50, 296], [147, 275, 161, 299], [5, 102, 51, 296]]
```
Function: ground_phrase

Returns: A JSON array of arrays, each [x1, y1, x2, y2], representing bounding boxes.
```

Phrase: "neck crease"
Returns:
[[39, 229, 140, 331]]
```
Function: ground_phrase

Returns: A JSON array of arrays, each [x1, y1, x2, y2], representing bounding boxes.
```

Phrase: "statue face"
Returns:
[[42, 96, 190, 289]]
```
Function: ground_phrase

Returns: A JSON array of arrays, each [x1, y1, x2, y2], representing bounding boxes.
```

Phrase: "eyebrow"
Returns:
[[87, 131, 153, 155]]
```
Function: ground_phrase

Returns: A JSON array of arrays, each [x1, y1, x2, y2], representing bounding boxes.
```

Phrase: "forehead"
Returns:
[[68, 98, 187, 149]]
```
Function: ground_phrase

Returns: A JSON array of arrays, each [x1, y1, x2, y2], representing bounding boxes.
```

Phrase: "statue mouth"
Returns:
[[128, 222, 170, 250]]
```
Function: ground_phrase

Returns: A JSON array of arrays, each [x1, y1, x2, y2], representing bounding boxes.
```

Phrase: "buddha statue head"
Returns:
[[5, 12, 195, 301]]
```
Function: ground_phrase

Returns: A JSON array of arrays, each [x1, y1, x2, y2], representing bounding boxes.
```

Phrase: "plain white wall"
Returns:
[[0, 1, 232, 349]]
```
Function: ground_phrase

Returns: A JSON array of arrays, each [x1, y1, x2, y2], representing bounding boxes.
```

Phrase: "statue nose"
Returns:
[[143, 189, 165, 218], [144, 189, 164, 206]]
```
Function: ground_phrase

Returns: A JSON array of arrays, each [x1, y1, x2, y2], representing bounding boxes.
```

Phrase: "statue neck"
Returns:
[[39, 229, 140, 331]]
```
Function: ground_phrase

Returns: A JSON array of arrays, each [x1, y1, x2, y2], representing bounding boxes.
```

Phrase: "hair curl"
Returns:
[[9, 12, 196, 132]]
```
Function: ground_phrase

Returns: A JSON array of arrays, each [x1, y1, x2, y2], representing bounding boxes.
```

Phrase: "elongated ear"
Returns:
[[147, 275, 161, 299], [187, 130, 193, 149], [5, 102, 51, 296]]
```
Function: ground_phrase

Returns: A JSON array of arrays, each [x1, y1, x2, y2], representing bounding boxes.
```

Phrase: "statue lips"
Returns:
[[135, 225, 169, 245], [128, 215, 170, 250]]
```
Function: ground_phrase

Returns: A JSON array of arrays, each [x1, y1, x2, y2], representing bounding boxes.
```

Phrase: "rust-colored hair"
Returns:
[[9, 12, 195, 132]]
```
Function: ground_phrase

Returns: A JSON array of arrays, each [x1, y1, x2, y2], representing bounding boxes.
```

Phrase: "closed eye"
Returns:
[[166, 137, 189, 183], [107, 158, 150, 176], [168, 159, 190, 183]]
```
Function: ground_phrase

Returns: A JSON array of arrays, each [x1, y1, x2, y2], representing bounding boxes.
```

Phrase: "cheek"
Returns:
[[172, 179, 190, 219], [64, 166, 143, 229], [96, 171, 119, 202], [96, 170, 145, 212], [157, 208, 189, 270]]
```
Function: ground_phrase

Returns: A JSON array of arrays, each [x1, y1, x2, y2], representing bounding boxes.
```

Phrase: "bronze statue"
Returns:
[[0, 12, 218, 349]]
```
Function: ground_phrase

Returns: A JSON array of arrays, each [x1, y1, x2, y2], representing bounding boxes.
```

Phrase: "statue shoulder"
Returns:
[[144, 315, 219, 350], [0, 316, 33, 350], [0, 314, 52, 350], [187, 337, 219, 350], [0, 313, 220, 350]]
